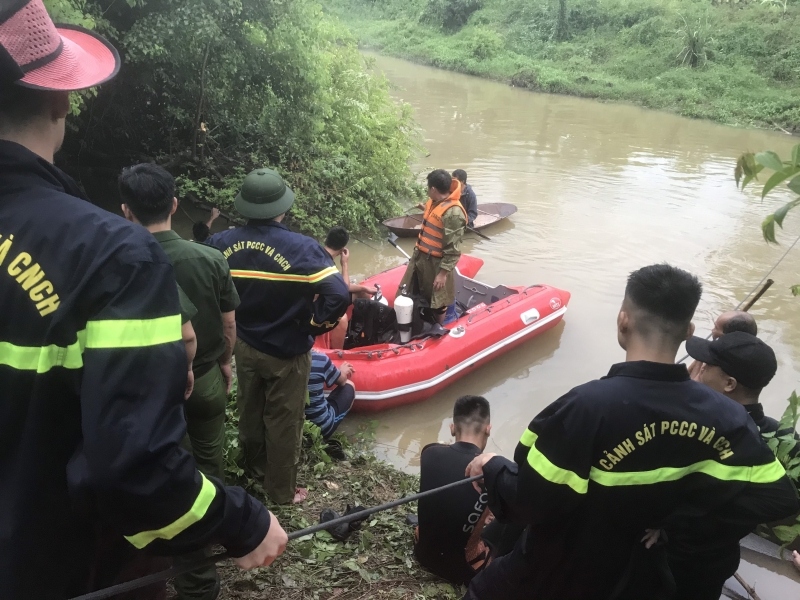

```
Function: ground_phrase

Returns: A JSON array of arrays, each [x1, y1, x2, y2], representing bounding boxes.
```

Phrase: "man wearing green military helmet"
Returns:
[[209, 168, 350, 505]]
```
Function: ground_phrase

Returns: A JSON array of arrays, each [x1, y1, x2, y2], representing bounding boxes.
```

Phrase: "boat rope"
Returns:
[[354, 236, 381, 252], [676, 229, 800, 364], [178, 201, 196, 224], [68, 475, 483, 600]]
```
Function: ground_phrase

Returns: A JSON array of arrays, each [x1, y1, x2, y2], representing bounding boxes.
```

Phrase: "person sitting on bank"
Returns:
[[193, 206, 221, 242], [305, 350, 356, 439], [668, 330, 793, 600], [462, 264, 798, 600], [322, 226, 377, 349], [688, 331, 781, 434], [324, 226, 377, 301], [452, 169, 477, 229], [415, 396, 493, 585], [399, 169, 467, 324], [687, 310, 756, 379]]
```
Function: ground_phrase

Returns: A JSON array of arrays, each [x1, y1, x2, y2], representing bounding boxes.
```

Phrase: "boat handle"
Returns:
[[465, 284, 488, 295]]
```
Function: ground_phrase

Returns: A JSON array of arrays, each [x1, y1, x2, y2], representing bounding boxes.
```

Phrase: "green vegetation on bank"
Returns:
[[219, 386, 460, 599], [45, 0, 422, 237], [735, 145, 800, 547], [325, 0, 800, 131]]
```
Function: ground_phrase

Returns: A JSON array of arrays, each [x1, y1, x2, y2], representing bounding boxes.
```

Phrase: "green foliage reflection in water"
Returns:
[[325, 0, 800, 131], [45, 0, 423, 237]]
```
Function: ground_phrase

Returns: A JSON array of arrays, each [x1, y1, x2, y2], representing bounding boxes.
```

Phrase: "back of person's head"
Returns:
[[452, 169, 468, 184], [721, 311, 757, 337], [0, 86, 54, 136], [325, 226, 350, 251], [427, 169, 452, 195], [452, 395, 490, 436], [687, 331, 777, 403], [621, 264, 702, 346], [192, 221, 211, 242], [118, 163, 176, 226]]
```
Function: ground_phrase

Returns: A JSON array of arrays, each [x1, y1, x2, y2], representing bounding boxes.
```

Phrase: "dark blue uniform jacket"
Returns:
[[0, 141, 269, 599], [208, 221, 349, 358]]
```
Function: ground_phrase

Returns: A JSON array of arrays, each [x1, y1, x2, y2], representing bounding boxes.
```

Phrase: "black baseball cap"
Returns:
[[686, 331, 777, 389]]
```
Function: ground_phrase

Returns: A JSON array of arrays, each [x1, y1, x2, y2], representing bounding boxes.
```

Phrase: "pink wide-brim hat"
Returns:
[[0, 0, 120, 91]]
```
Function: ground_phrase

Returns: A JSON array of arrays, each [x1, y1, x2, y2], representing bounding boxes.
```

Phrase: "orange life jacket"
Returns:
[[416, 179, 467, 258]]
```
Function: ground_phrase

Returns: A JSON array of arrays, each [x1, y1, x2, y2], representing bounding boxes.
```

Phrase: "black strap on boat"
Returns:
[[69, 475, 483, 600]]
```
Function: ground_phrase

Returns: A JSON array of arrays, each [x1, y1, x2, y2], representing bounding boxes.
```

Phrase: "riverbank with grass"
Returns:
[[324, 0, 800, 132], [191, 391, 461, 600]]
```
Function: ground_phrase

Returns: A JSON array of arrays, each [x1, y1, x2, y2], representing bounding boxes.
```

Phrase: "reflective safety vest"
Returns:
[[416, 180, 467, 258]]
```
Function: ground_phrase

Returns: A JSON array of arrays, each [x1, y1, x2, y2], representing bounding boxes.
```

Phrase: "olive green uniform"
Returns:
[[154, 230, 240, 600], [399, 205, 466, 309]]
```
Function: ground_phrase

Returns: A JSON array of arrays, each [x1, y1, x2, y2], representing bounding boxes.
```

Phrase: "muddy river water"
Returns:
[[343, 54, 800, 474], [153, 52, 800, 596], [349, 54, 800, 597]]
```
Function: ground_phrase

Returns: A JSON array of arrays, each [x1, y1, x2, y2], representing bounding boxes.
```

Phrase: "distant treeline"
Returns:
[[325, 0, 800, 131]]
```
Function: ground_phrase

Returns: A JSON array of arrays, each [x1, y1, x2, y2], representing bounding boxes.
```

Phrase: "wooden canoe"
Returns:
[[382, 202, 518, 238]]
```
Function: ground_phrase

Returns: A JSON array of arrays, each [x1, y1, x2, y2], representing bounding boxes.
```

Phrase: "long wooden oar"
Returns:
[[404, 212, 491, 241], [741, 279, 773, 312]]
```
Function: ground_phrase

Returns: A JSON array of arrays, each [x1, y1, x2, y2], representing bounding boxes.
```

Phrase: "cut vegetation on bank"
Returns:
[[324, 0, 800, 131], [204, 392, 461, 600]]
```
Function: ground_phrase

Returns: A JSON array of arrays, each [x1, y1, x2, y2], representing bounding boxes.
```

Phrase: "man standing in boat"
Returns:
[[399, 169, 467, 324], [452, 169, 478, 229], [463, 264, 798, 600]]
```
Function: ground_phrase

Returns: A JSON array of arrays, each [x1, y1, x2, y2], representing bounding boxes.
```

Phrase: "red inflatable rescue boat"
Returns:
[[315, 255, 570, 412]]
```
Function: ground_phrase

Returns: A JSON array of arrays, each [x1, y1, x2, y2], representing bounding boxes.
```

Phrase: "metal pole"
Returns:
[[69, 475, 483, 600]]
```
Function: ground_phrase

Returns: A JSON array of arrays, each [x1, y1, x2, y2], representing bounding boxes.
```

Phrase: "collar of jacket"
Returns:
[[152, 230, 182, 243], [245, 219, 290, 232], [744, 402, 766, 421], [450, 441, 481, 455], [0, 139, 85, 200], [605, 360, 690, 382]]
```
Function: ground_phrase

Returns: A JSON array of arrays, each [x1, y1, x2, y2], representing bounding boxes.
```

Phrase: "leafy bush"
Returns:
[[623, 16, 669, 46], [422, 0, 483, 31], [676, 14, 714, 68], [48, 0, 423, 237], [465, 26, 504, 59], [736, 144, 800, 244]]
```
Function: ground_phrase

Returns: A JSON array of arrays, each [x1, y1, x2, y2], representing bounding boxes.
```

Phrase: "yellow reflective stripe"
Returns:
[[590, 457, 787, 487], [519, 429, 535, 447], [523, 430, 589, 494], [85, 315, 181, 349], [0, 331, 86, 373], [1, 316, 181, 372], [311, 317, 339, 329], [231, 266, 339, 284], [520, 429, 786, 491], [125, 473, 216, 549]]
